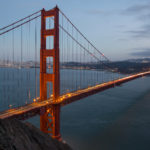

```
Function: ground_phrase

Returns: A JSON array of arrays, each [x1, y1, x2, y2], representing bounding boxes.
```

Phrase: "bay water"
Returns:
[[1, 68, 150, 150]]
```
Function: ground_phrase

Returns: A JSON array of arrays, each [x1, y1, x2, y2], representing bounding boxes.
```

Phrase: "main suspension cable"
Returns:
[[59, 9, 110, 62], [0, 15, 41, 36], [0, 10, 41, 31]]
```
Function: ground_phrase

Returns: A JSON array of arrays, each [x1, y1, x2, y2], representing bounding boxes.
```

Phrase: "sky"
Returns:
[[1, 0, 150, 61]]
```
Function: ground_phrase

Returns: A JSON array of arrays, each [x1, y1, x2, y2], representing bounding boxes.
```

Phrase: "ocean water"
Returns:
[[1, 68, 150, 150]]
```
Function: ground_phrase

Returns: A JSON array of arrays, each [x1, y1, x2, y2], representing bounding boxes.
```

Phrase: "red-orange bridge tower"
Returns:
[[40, 6, 60, 140]]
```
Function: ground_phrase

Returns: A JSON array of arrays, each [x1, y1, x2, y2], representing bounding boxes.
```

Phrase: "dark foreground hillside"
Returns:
[[0, 119, 72, 150]]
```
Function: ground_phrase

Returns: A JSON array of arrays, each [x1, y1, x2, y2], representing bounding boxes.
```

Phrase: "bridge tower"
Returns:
[[40, 6, 61, 140]]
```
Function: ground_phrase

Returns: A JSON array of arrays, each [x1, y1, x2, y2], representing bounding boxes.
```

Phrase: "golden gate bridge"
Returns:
[[0, 6, 150, 140]]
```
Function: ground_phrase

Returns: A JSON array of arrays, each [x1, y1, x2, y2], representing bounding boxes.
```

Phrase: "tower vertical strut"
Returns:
[[40, 6, 61, 140]]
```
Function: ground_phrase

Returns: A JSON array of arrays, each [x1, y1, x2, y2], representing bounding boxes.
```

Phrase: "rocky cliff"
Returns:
[[0, 119, 72, 150]]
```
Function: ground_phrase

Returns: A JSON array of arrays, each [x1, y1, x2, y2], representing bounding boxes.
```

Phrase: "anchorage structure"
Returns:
[[40, 6, 60, 140]]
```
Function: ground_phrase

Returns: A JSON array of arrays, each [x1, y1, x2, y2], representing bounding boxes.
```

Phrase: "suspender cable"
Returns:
[[76, 31, 78, 90], [35, 18, 37, 100], [61, 14, 63, 94], [21, 26, 23, 68], [28, 17, 31, 102], [71, 25, 74, 91], [80, 40, 81, 89], [12, 26, 14, 65], [20, 25, 23, 107]]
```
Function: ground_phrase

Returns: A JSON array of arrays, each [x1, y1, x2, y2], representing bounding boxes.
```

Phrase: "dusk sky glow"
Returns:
[[1, 0, 150, 61]]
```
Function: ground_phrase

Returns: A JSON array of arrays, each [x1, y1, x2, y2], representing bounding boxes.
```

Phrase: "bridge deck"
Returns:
[[0, 71, 150, 120]]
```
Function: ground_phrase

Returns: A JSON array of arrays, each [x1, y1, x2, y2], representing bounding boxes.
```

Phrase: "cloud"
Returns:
[[121, 2, 150, 23], [138, 13, 150, 21], [122, 3, 150, 39], [126, 25, 150, 38], [122, 3, 150, 15], [86, 9, 117, 16], [130, 48, 150, 56], [87, 10, 106, 15]]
